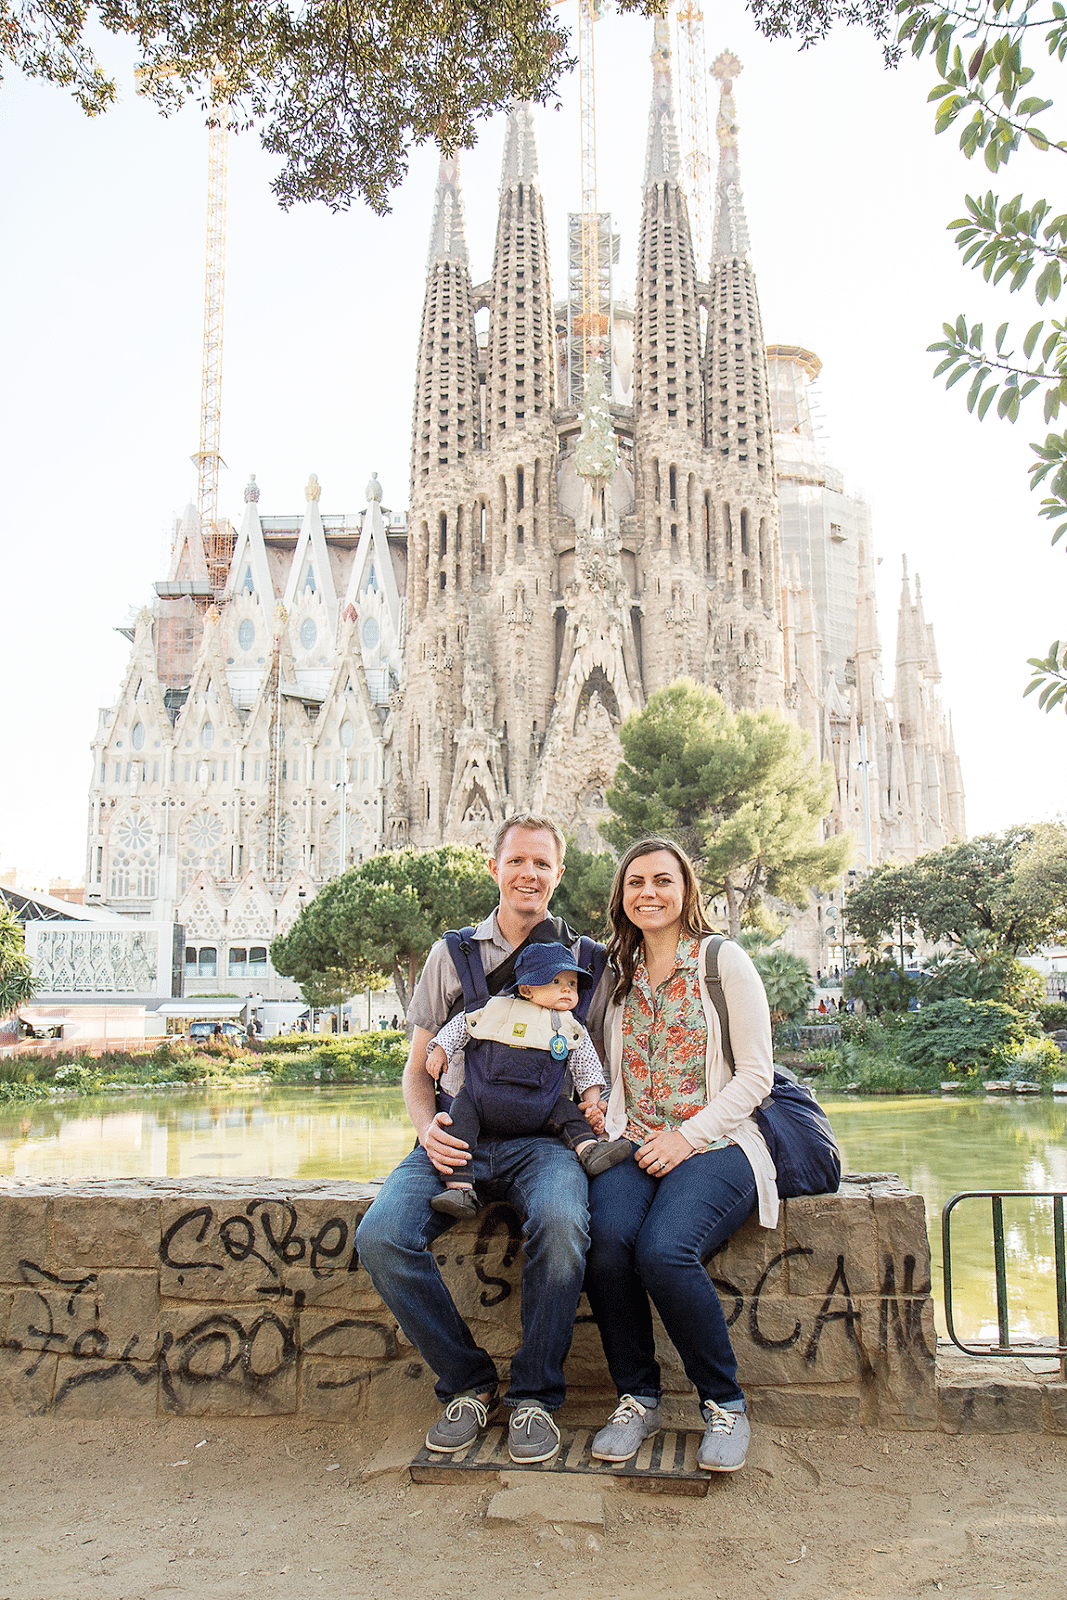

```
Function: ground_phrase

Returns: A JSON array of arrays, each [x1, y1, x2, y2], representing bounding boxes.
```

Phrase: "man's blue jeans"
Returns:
[[354, 1136, 590, 1412], [584, 1144, 757, 1409]]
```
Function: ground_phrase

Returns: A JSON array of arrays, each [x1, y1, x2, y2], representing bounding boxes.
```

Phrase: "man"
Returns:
[[355, 814, 610, 1465]]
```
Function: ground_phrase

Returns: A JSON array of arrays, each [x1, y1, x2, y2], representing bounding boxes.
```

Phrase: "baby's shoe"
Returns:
[[579, 1138, 632, 1178], [430, 1187, 482, 1218]]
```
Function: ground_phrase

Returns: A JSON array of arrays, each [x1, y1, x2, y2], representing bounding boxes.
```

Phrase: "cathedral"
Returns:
[[82, 20, 964, 1002]]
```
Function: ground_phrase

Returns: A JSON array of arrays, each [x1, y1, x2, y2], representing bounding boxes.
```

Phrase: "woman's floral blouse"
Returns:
[[620, 935, 709, 1144]]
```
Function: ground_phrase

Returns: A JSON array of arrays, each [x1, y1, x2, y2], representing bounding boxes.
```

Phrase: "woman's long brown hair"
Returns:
[[605, 837, 716, 1003]]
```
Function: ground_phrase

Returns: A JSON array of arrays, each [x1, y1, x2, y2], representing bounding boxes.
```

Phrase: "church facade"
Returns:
[[84, 21, 964, 999]]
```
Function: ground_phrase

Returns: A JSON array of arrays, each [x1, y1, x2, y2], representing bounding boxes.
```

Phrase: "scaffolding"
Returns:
[[566, 212, 619, 404], [192, 75, 233, 602], [674, 2, 712, 278]]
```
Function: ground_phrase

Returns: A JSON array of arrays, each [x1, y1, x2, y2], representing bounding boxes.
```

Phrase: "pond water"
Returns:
[[2, 1087, 1064, 1346]]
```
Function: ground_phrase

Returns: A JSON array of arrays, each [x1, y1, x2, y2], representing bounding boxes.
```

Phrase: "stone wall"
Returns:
[[0, 1174, 936, 1429]]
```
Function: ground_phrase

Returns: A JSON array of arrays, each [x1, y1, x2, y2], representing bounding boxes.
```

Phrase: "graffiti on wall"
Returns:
[[0, 1195, 934, 1417]]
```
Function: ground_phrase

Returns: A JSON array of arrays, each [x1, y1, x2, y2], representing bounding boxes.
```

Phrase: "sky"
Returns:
[[1, 0, 1064, 883]]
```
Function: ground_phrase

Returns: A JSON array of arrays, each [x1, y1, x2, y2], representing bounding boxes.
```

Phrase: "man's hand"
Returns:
[[422, 1111, 473, 1176], [403, 1023, 471, 1174]]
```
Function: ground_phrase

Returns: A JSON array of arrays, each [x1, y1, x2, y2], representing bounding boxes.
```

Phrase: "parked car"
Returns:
[[187, 1020, 244, 1044]]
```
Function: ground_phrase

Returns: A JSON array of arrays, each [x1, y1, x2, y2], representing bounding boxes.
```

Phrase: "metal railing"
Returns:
[[942, 1190, 1067, 1381]]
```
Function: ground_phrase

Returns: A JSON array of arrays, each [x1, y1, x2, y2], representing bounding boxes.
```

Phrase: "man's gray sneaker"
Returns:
[[425, 1393, 496, 1453], [698, 1400, 750, 1472], [507, 1404, 561, 1464], [590, 1394, 662, 1461]]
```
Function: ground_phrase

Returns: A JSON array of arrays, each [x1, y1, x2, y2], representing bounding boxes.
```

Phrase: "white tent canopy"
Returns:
[[154, 1000, 247, 1018]]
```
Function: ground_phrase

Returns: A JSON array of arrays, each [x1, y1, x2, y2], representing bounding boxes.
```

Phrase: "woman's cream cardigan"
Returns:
[[601, 935, 780, 1229]]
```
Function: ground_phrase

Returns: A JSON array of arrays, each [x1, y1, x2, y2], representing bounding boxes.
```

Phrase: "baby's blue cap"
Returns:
[[513, 941, 592, 991]]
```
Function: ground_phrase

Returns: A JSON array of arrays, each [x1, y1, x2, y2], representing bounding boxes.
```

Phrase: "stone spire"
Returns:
[[710, 51, 752, 261], [485, 102, 555, 434], [704, 52, 772, 480], [426, 151, 469, 269], [644, 14, 682, 184], [499, 100, 539, 188], [411, 149, 480, 490], [633, 16, 702, 435]]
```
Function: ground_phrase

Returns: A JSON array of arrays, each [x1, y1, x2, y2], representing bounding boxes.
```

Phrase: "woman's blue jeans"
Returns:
[[354, 1136, 589, 1411], [584, 1143, 757, 1409]]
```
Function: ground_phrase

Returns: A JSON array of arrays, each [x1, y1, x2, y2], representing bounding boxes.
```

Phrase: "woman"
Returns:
[[585, 838, 779, 1473]]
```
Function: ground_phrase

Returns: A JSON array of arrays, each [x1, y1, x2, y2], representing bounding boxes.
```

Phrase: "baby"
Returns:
[[425, 941, 631, 1217]]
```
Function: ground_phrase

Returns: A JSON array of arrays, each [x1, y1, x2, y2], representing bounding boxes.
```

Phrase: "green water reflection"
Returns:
[[826, 1094, 1067, 1347], [1, 1088, 1064, 1345], [0, 1086, 416, 1185]]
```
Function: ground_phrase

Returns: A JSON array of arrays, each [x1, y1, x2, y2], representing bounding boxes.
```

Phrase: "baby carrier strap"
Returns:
[[443, 927, 489, 1016], [442, 917, 606, 1024]]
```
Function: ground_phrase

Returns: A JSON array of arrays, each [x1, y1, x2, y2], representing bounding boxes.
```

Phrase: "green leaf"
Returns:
[[977, 383, 999, 418], [967, 367, 992, 410], [1024, 323, 1044, 359], [996, 386, 1019, 419]]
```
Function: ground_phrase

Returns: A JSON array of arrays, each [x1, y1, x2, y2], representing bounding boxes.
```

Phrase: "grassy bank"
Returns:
[[783, 1008, 1067, 1095], [0, 1030, 408, 1103]]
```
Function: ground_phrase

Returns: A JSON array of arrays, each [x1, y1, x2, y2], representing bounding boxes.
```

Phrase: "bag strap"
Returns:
[[573, 936, 608, 1026], [703, 934, 734, 1070]]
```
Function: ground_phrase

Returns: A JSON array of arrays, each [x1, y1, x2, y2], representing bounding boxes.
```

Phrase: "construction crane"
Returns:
[[674, 2, 712, 279], [575, 0, 608, 379], [192, 71, 232, 603]]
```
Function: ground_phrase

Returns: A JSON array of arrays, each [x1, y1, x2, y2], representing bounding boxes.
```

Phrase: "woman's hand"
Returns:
[[635, 1127, 696, 1177]]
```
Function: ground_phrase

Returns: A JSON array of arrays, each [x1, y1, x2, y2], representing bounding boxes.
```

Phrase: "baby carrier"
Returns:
[[443, 924, 607, 1137]]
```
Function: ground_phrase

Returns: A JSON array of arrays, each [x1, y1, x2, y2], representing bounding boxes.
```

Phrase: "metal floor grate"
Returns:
[[410, 1425, 711, 1495]]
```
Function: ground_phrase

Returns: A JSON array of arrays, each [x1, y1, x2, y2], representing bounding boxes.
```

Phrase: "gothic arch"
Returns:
[[574, 666, 621, 733]]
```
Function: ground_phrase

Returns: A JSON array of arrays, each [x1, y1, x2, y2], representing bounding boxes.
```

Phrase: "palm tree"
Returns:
[[0, 900, 35, 1017]]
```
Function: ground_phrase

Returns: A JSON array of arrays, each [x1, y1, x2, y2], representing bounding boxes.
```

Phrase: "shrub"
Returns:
[[1038, 999, 1067, 1032], [0, 1058, 39, 1085], [988, 1034, 1066, 1085], [897, 999, 1030, 1077], [52, 1063, 99, 1092], [0, 1081, 49, 1102], [922, 951, 1046, 1015], [270, 1029, 408, 1083], [844, 960, 919, 1016]]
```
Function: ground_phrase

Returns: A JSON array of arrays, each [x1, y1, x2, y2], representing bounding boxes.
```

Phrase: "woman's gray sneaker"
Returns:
[[507, 1404, 561, 1463], [425, 1393, 495, 1453], [698, 1400, 750, 1472], [590, 1394, 662, 1462]]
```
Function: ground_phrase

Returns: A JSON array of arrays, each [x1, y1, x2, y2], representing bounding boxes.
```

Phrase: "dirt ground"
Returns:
[[1, 1413, 1065, 1600]]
